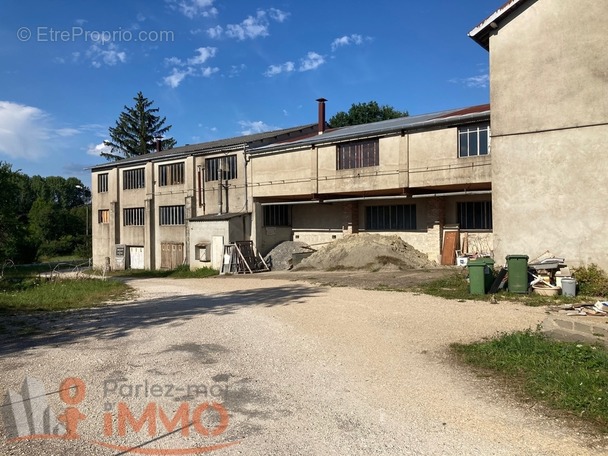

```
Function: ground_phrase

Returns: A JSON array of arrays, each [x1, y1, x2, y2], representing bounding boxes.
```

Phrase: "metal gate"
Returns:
[[161, 242, 184, 269], [129, 246, 145, 269]]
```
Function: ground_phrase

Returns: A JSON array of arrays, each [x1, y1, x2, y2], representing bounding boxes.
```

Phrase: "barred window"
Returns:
[[264, 205, 291, 227], [159, 205, 185, 225], [98, 209, 110, 224], [457, 201, 492, 230], [458, 123, 490, 157], [159, 162, 185, 186], [365, 205, 417, 230], [123, 207, 145, 226], [98, 173, 108, 193], [123, 168, 145, 190], [205, 155, 237, 182], [337, 139, 379, 170]]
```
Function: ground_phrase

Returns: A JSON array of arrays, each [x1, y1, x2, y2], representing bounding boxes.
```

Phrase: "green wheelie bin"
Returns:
[[506, 254, 529, 293], [468, 258, 495, 295]]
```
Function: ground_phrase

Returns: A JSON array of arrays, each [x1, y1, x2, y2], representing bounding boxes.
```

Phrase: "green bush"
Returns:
[[572, 264, 608, 297]]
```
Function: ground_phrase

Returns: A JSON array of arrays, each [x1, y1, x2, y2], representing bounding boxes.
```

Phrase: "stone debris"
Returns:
[[265, 241, 315, 271], [294, 233, 437, 271]]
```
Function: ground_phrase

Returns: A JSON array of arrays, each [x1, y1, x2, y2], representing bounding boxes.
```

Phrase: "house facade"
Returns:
[[469, 0, 608, 268], [91, 124, 318, 271], [248, 105, 493, 262]]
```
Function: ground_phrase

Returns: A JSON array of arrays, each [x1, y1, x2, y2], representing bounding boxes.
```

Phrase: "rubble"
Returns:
[[265, 241, 315, 271], [293, 233, 436, 271]]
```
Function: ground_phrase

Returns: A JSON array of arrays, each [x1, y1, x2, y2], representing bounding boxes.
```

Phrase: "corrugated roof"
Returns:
[[469, 0, 530, 50], [249, 104, 490, 155], [91, 123, 317, 171]]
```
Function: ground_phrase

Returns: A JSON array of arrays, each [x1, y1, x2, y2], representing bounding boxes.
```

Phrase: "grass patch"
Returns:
[[415, 272, 587, 305], [452, 330, 608, 430], [0, 278, 132, 312], [100, 265, 219, 279]]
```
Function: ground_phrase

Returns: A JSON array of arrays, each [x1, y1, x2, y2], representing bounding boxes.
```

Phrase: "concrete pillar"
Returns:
[[342, 203, 360, 235]]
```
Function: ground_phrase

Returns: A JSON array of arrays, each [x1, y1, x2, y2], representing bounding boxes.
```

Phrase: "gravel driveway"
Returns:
[[0, 276, 606, 455]]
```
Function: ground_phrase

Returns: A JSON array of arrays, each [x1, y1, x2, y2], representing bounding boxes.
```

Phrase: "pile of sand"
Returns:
[[265, 241, 315, 271], [294, 234, 436, 271]]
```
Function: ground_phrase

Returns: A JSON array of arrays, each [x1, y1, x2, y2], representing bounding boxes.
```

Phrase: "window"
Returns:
[[159, 162, 185, 186], [457, 201, 492, 230], [205, 155, 237, 182], [123, 207, 145, 226], [264, 205, 291, 227], [459, 123, 490, 157], [365, 205, 417, 230], [98, 209, 110, 224], [98, 173, 108, 193], [159, 205, 185, 225], [123, 168, 145, 189], [337, 139, 379, 170]]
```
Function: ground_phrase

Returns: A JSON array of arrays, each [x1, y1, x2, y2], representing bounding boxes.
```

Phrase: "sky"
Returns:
[[0, 0, 498, 187]]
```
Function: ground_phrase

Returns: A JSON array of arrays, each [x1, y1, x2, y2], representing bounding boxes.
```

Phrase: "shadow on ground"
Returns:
[[0, 283, 321, 356]]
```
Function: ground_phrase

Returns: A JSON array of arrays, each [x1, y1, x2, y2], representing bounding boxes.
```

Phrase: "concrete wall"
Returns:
[[489, 0, 608, 268], [250, 148, 314, 198], [408, 128, 491, 188]]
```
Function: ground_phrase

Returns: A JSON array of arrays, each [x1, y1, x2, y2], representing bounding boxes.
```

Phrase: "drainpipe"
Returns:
[[218, 158, 223, 215]]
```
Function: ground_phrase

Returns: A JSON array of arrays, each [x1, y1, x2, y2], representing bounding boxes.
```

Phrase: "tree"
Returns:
[[102, 91, 176, 161], [328, 101, 408, 128]]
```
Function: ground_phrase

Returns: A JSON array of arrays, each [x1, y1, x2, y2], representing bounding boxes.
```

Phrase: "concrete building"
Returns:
[[469, 0, 608, 268], [91, 124, 318, 271], [248, 103, 493, 262]]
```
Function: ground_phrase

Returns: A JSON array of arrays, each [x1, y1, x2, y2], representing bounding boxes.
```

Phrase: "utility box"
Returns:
[[506, 255, 529, 293], [468, 258, 495, 295]]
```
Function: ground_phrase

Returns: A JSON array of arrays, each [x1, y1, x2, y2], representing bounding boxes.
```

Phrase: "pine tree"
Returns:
[[102, 92, 177, 161]]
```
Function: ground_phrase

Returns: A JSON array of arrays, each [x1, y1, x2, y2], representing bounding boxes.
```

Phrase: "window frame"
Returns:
[[458, 123, 490, 158], [457, 201, 493, 230], [336, 138, 380, 170], [123, 207, 145, 226], [159, 205, 185, 226], [123, 168, 145, 190], [97, 173, 109, 193], [98, 209, 110, 224], [205, 155, 237, 182], [159, 162, 185, 187], [263, 205, 292, 227], [365, 204, 417, 231]]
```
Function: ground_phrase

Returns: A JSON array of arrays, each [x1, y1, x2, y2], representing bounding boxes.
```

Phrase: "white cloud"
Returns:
[[86, 43, 127, 67], [226, 11, 269, 40], [0, 102, 52, 160], [210, 8, 289, 41], [450, 73, 489, 88], [331, 34, 373, 51], [299, 52, 325, 71], [206, 25, 223, 39], [264, 51, 325, 77], [87, 142, 113, 157], [268, 8, 289, 23], [163, 67, 194, 88], [264, 61, 295, 77], [56, 128, 80, 137], [238, 120, 278, 136], [163, 47, 219, 87], [167, 0, 217, 19], [187, 47, 217, 65]]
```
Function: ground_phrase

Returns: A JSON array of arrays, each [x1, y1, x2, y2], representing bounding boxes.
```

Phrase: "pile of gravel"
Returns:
[[265, 241, 315, 271], [294, 233, 436, 271]]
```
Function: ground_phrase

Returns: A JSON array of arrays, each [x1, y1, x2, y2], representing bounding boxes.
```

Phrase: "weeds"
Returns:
[[573, 264, 608, 298], [99, 265, 218, 279], [452, 330, 608, 430]]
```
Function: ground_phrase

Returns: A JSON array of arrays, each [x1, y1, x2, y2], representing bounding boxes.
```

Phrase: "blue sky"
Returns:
[[0, 0, 497, 187]]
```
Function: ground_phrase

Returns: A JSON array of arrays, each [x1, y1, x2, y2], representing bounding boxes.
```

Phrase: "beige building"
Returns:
[[248, 103, 492, 262], [469, 0, 608, 268], [91, 124, 318, 271]]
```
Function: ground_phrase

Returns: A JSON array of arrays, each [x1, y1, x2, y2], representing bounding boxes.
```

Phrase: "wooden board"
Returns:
[[441, 231, 459, 265]]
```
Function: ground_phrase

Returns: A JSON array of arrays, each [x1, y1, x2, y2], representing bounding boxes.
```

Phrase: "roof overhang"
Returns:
[[469, 0, 531, 50]]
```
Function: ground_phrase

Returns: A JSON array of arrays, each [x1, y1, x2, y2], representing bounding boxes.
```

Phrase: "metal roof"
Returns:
[[469, 0, 530, 50], [249, 104, 490, 155], [91, 123, 317, 171]]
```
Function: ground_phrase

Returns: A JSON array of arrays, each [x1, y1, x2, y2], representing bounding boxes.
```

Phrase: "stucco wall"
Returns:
[[489, 0, 608, 268], [250, 148, 314, 198], [408, 128, 491, 188]]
